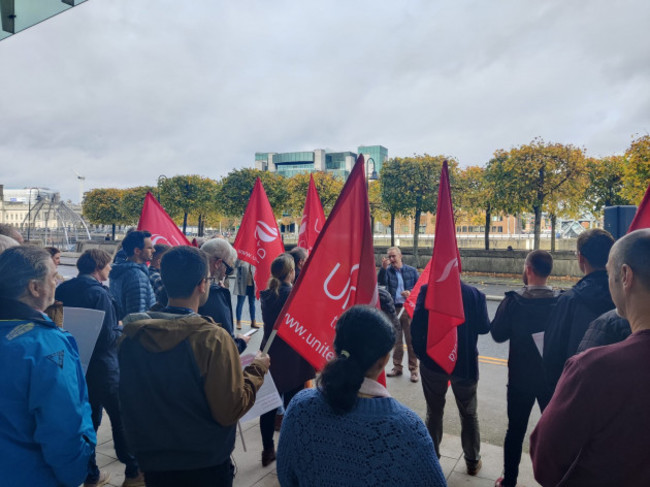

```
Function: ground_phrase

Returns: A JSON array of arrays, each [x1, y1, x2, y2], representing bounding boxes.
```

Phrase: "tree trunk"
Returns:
[[198, 214, 203, 237], [550, 214, 557, 253], [484, 203, 491, 250], [413, 209, 421, 268], [390, 212, 395, 247], [182, 212, 188, 235], [533, 205, 541, 250], [111, 223, 116, 241]]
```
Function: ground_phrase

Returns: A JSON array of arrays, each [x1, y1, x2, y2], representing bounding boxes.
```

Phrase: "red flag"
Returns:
[[404, 260, 430, 319], [137, 192, 191, 246], [233, 178, 284, 299], [425, 161, 465, 374], [274, 156, 378, 371], [297, 174, 326, 253], [628, 183, 650, 232]]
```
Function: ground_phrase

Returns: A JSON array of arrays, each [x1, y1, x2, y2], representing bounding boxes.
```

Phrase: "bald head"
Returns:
[[609, 229, 650, 292]]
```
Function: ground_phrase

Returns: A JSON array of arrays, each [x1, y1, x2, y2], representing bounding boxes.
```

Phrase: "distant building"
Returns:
[[255, 145, 388, 180]]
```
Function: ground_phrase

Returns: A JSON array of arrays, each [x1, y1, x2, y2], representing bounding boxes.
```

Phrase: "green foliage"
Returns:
[[122, 186, 155, 225], [584, 156, 630, 214], [82, 188, 126, 226], [622, 134, 650, 204], [218, 168, 288, 218], [286, 172, 344, 217]]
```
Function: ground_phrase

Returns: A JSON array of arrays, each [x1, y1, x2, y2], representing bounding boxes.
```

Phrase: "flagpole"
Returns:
[[262, 329, 277, 355]]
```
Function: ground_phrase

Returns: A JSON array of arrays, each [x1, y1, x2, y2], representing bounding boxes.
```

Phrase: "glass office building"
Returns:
[[1, 0, 88, 42]]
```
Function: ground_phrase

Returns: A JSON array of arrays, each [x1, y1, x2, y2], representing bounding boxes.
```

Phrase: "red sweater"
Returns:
[[530, 329, 650, 486]]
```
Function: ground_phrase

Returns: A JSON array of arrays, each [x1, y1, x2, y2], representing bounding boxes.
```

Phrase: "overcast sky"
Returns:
[[1, 0, 648, 202]]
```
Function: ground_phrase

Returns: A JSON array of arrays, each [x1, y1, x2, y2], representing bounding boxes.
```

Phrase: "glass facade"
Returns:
[[326, 151, 355, 170], [272, 152, 314, 164], [358, 145, 388, 174], [1, 0, 88, 42], [275, 162, 314, 178]]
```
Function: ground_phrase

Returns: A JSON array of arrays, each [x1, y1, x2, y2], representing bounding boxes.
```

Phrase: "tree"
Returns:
[[379, 159, 411, 246], [494, 139, 587, 249], [456, 165, 494, 250], [621, 134, 650, 204], [122, 186, 155, 226], [82, 188, 126, 240], [584, 156, 630, 215], [285, 172, 344, 217], [159, 175, 218, 235], [219, 169, 288, 218]]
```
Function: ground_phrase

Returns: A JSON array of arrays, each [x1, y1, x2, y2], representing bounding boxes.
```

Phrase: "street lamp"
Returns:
[[366, 158, 378, 237], [157, 175, 167, 203]]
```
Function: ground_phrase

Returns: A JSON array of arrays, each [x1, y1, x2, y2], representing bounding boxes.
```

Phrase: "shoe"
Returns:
[[494, 477, 504, 487], [387, 368, 403, 377], [236, 320, 242, 330], [467, 459, 482, 476], [84, 471, 111, 487], [274, 414, 284, 432], [122, 472, 145, 487], [262, 448, 276, 467], [251, 320, 261, 329], [410, 371, 419, 383]]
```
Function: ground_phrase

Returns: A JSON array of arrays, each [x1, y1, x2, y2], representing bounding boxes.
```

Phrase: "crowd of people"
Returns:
[[0, 221, 649, 486]]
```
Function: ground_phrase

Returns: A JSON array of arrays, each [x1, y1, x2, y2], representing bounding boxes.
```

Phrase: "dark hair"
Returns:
[[154, 244, 171, 256], [577, 228, 614, 269], [525, 250, 553, 278], [122, 230, 152, 257], [289, 246, 308, 266], [317, 305, 396, 414], [610, 229, 650, 291], [267, 253, 294, 295], [161, 246, 208, 299], [77, 249, 112, 274], [44, 246, 61, 258], [0, 246, 51, 300]]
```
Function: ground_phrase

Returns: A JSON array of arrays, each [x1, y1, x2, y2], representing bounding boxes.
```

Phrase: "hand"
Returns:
[[237, 333, 251, 344], [255, 350, 271, 369], [381, 257, 390, 269], [401, 290, 411, 298]]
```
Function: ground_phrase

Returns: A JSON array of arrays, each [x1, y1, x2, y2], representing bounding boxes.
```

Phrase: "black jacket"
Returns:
[[491, 287, 560, 395], [199, 283, 246, 354], [543, 270, 615, 391], [260, 283, 315, 394], [411, 282, 490, 380], [577, 309, 631, 353], [56, 274, 121, 387]]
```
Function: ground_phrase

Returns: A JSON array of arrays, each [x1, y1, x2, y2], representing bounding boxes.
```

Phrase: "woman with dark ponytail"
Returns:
[[258, 253, 315, 467], [277, 305, 446, 487]]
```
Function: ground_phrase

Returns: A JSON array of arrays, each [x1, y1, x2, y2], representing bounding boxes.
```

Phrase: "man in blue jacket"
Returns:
[[110, 230, 156, 320], [378, 246, 420, 382], [0, 246, 95, 486], [57, 249, 143, 487]]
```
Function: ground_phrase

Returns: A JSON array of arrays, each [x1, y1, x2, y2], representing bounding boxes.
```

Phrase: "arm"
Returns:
[[543, 295, 573, 391], [192, 328, 268, 426], [410, 285, 428, 360], [530, 356, 594, 486], [377, 267, 388, 286], [122, 271, 147, 315], [490, 297, 512, 343], [473, 290, 491, 335], [31, 332, 96, 487]]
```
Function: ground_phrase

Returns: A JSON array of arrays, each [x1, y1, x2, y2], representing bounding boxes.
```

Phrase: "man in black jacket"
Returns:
[[490, 250, 560, 487], [543, 228, 615, 392], [411, 281, 490, 476], [56, 249, 143, 487]]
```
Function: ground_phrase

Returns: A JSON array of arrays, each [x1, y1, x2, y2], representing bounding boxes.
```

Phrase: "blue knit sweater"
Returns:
[[277, 388, 446, 487]]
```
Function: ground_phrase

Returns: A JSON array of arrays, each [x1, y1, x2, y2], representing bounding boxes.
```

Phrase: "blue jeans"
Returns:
[[86, 381, 139, 482], [235, 285, 256, 322]]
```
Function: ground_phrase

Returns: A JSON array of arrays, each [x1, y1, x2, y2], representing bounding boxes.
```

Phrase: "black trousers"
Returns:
[[260, 385, 304, 450], [502, 384, 551, 487], [144, 461, 234, 487]]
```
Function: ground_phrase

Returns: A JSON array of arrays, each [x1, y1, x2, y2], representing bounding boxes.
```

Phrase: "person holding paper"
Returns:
[[489, 250, 560, 487], [277, 305, 446, 487], [0, 246, 95, 487], [56, 249, 143, 487], [118, 246, 269, 487]]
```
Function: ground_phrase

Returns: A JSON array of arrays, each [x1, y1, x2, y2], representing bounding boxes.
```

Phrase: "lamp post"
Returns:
[[366, 157, 378, 237], [157, 175, 167, 203], [27, 187, 34, 241]]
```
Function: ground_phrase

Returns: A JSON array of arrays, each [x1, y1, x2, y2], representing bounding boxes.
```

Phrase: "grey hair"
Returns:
[[0, 235, 19, 253], [200, 238, 235, 265], [0, 246, 52, 299]]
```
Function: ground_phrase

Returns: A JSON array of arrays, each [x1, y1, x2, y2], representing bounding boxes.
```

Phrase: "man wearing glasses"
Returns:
[[199, 238, 250, 353]]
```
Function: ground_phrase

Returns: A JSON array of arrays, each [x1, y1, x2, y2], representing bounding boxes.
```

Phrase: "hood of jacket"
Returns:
[[57, 274, 104, 295], [122, 311, 216, 353], [0, 296, 54, 327], [572, 270, 613, 306], [109, 261, 148, 280]]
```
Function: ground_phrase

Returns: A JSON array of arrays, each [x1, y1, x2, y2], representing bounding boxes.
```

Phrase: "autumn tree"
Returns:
[[456, 165, 495, 250], [82, 188, 126, 240], [159, 175, 218, 235], [285, 172, 344, 217], [218, 169, 288, 218], [583, 156, 630, 218], [122, 186, 155, 226], [493, 139, 587, 249], [379, 159, 411, 246], [621, 134, 650, 204]]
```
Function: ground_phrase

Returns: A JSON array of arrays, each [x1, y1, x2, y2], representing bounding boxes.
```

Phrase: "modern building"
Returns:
[[1, 0, 88, 42], [255, 145, 388, 180]]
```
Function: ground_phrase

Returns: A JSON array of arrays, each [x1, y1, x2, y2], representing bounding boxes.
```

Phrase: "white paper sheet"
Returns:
[[239, 353, 283, 424], [62, 307, 105, 374]]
